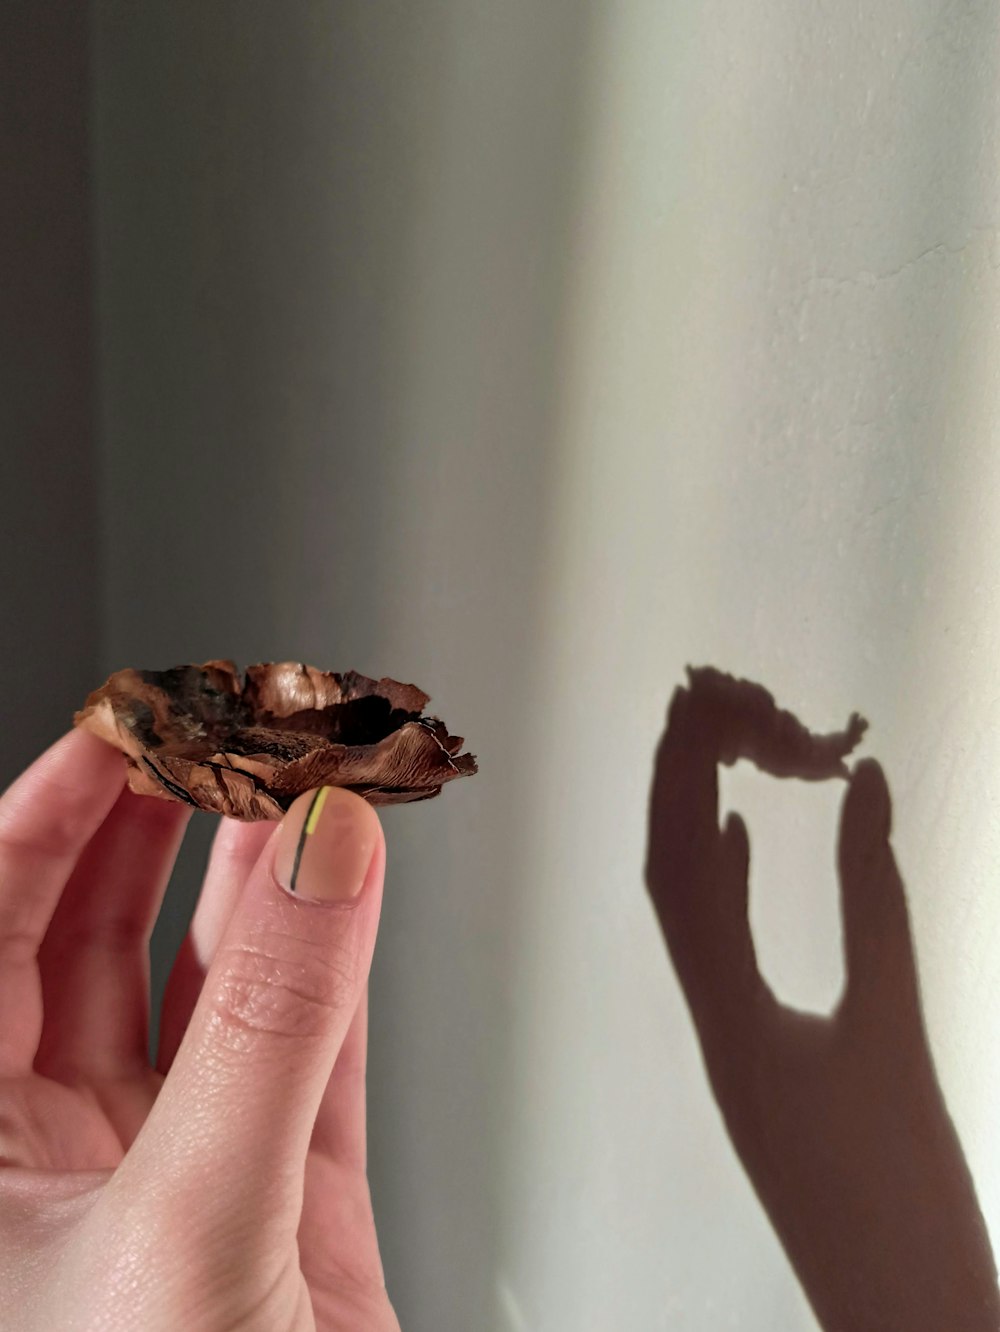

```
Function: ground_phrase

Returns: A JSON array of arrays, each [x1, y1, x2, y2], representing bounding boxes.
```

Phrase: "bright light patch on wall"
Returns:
[[719, 759, 847, 1015], [496, 1275, 532, 1332]]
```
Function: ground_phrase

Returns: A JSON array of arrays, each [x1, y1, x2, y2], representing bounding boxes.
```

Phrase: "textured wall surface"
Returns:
[[91, 3, 1000, 1329]]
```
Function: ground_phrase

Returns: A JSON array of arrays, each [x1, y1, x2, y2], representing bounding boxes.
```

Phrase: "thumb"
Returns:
[[837, 757, 918, 1017], [125, 785, 385, 1246]]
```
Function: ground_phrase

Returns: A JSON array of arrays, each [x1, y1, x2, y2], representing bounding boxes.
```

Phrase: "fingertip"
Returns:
[[651, 686, 694, 801], [841, 756, 892, 856], [58, 725, 127, 773], [118, 782, 192, 826], [282, 784, 383, 830], [310, 786, 386, 862], [273, 787, 384, 905], [666, 685, 693, 731], [1, 727, 126, 819], [848, 757, 890, 812], [212, 809, 281, 861], [721, 810, 751, 885], [851, 754, 885, 782]]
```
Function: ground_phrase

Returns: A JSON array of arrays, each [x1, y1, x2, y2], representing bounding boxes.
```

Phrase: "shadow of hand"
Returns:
[[645, 669, 999, 1332]]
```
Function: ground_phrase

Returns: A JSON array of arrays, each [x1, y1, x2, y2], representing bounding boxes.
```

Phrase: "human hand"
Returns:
[[0, 727, 400, 1331], [645, 673, 999, 1332]]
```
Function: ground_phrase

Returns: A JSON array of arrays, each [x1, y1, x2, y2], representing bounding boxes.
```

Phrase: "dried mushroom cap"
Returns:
[[74, 659, 478, 821]]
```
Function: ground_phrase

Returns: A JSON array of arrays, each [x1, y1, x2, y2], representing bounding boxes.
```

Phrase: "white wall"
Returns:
[[92, 3, 1000, 1328]]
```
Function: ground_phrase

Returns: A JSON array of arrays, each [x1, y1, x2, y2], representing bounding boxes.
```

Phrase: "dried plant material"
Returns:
[[74, 660, 478, 820], [683, 665, 867, 778]]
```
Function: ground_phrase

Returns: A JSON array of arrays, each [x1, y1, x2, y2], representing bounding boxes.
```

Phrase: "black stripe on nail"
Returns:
[[288, 789, 325, 892]]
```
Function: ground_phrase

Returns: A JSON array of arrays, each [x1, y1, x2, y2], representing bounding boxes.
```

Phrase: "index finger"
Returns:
[[0, 728, 125, 1072], [646, 686, 722, 895]]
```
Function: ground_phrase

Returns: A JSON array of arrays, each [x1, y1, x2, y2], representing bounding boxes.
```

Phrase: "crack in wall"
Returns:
[[803, 224, 1000, 294]]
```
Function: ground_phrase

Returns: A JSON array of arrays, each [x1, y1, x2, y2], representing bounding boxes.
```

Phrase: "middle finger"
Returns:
[[35, 787, 191, 1083]]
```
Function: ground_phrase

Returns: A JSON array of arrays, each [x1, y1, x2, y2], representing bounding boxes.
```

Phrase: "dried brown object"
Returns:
[[74, 660, 478, 820]]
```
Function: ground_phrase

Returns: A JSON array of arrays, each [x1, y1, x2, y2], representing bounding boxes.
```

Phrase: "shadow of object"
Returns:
[[645, 666, 999, 1331]]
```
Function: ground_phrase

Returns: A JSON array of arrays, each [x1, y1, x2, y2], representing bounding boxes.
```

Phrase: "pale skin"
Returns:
[[0, 727, 400, 1331]]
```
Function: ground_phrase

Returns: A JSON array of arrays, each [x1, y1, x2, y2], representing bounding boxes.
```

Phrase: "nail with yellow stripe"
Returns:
[[274, 786, 377, 903]]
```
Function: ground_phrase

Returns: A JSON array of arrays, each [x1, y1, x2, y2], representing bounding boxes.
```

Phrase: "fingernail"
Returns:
[[273, 787, 378, 903]]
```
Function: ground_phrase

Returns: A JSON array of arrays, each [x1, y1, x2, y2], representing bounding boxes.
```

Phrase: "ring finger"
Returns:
[[35, 786, 191, 1084]]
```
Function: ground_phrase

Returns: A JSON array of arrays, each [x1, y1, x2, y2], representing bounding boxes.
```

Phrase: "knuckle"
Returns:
[[0, 922, 39, 967], [47, 914, 148, 960], [206, 933, 357, 1048], [0, 777, 106, 866], [0, 813, 77, 870]]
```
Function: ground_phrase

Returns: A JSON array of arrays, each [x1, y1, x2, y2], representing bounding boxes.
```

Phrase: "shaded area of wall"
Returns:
[[90, 4, 594, 1327], [0, 3, 100, 787], [90, 0, 439, 1068]]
